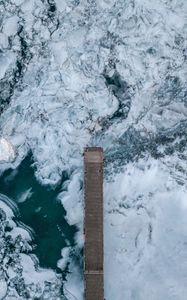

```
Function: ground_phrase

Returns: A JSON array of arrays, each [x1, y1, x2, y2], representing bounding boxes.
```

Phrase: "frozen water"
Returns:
[[105, 158, 187, 300], [0, 194, 63, 299], [0, 0, 187, 299], [0, 138, 15, 162]]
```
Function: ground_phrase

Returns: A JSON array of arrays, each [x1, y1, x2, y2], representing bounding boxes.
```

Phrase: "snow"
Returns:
[[0, 279, 7, 300], [10, 226, 32, 241], [0, 33, 8, 49], [0, 194, 15, 218], [104, 159, 187, 300], [11, 0, 25, 5], [0, 52, 16, 80], [64, 261, 84, 300], [54, 0, 66, 13], [50, 41, 68, 66], [3, 16, 19, 37], [20, 254, 57, 286], [57, 247, 71, 271], [0, 0, 186, 299], [59, 172, 83, 227], [0, 138, 15, 162]]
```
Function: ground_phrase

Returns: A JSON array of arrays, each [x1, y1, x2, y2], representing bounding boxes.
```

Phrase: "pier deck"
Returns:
[[84, 147, 104, 300]]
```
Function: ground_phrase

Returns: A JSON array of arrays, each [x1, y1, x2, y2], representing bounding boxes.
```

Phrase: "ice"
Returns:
[[0, 33, 8, 49], [0, 279, 7, 300], [0, 193, 63, 298], [20, 254, 57, 286], [97, 0, 116, 10], [0, 0, 186, 298], [3, 16, 19, 37], [0, 52, 16, 80], [50, 41, 68, 66], [17, 187, 33, 203], [104, 159, 187, 300], [57, 247, 71, 271], [11, 0, 25, 5], [59, 171, 85, 251], [0, 138, 15, 162], [64, 261, 84, 300], [55, 0, 66, 12]]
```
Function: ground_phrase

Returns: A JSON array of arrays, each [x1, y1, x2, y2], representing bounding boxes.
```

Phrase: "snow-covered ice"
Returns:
[[0, 138, 15, 162], [0, 0, 187, 299], [105, 158, 187, 300]]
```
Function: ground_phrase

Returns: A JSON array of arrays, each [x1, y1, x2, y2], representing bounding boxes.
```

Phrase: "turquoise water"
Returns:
[[0, 154, 77, 271]]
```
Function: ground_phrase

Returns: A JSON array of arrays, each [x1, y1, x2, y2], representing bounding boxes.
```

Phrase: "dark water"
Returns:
[[0, 154, 76, 271]]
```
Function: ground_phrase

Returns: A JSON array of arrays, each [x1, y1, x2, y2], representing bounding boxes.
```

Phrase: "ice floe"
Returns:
[[0, 138, 15, 162]]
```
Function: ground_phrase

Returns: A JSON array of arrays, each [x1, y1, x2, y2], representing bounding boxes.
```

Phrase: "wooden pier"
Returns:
[[84, 147, 104, 300]]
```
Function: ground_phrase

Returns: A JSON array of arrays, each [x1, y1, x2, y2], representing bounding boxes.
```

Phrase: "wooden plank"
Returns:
[[85, 273, 103, 300], [84, 147, 104, 300]]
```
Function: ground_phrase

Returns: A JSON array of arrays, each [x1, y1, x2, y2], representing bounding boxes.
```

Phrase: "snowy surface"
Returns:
[[105, 159, 187, 300], [0, 0, 187, 299], [0, 138, 15, 162]]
